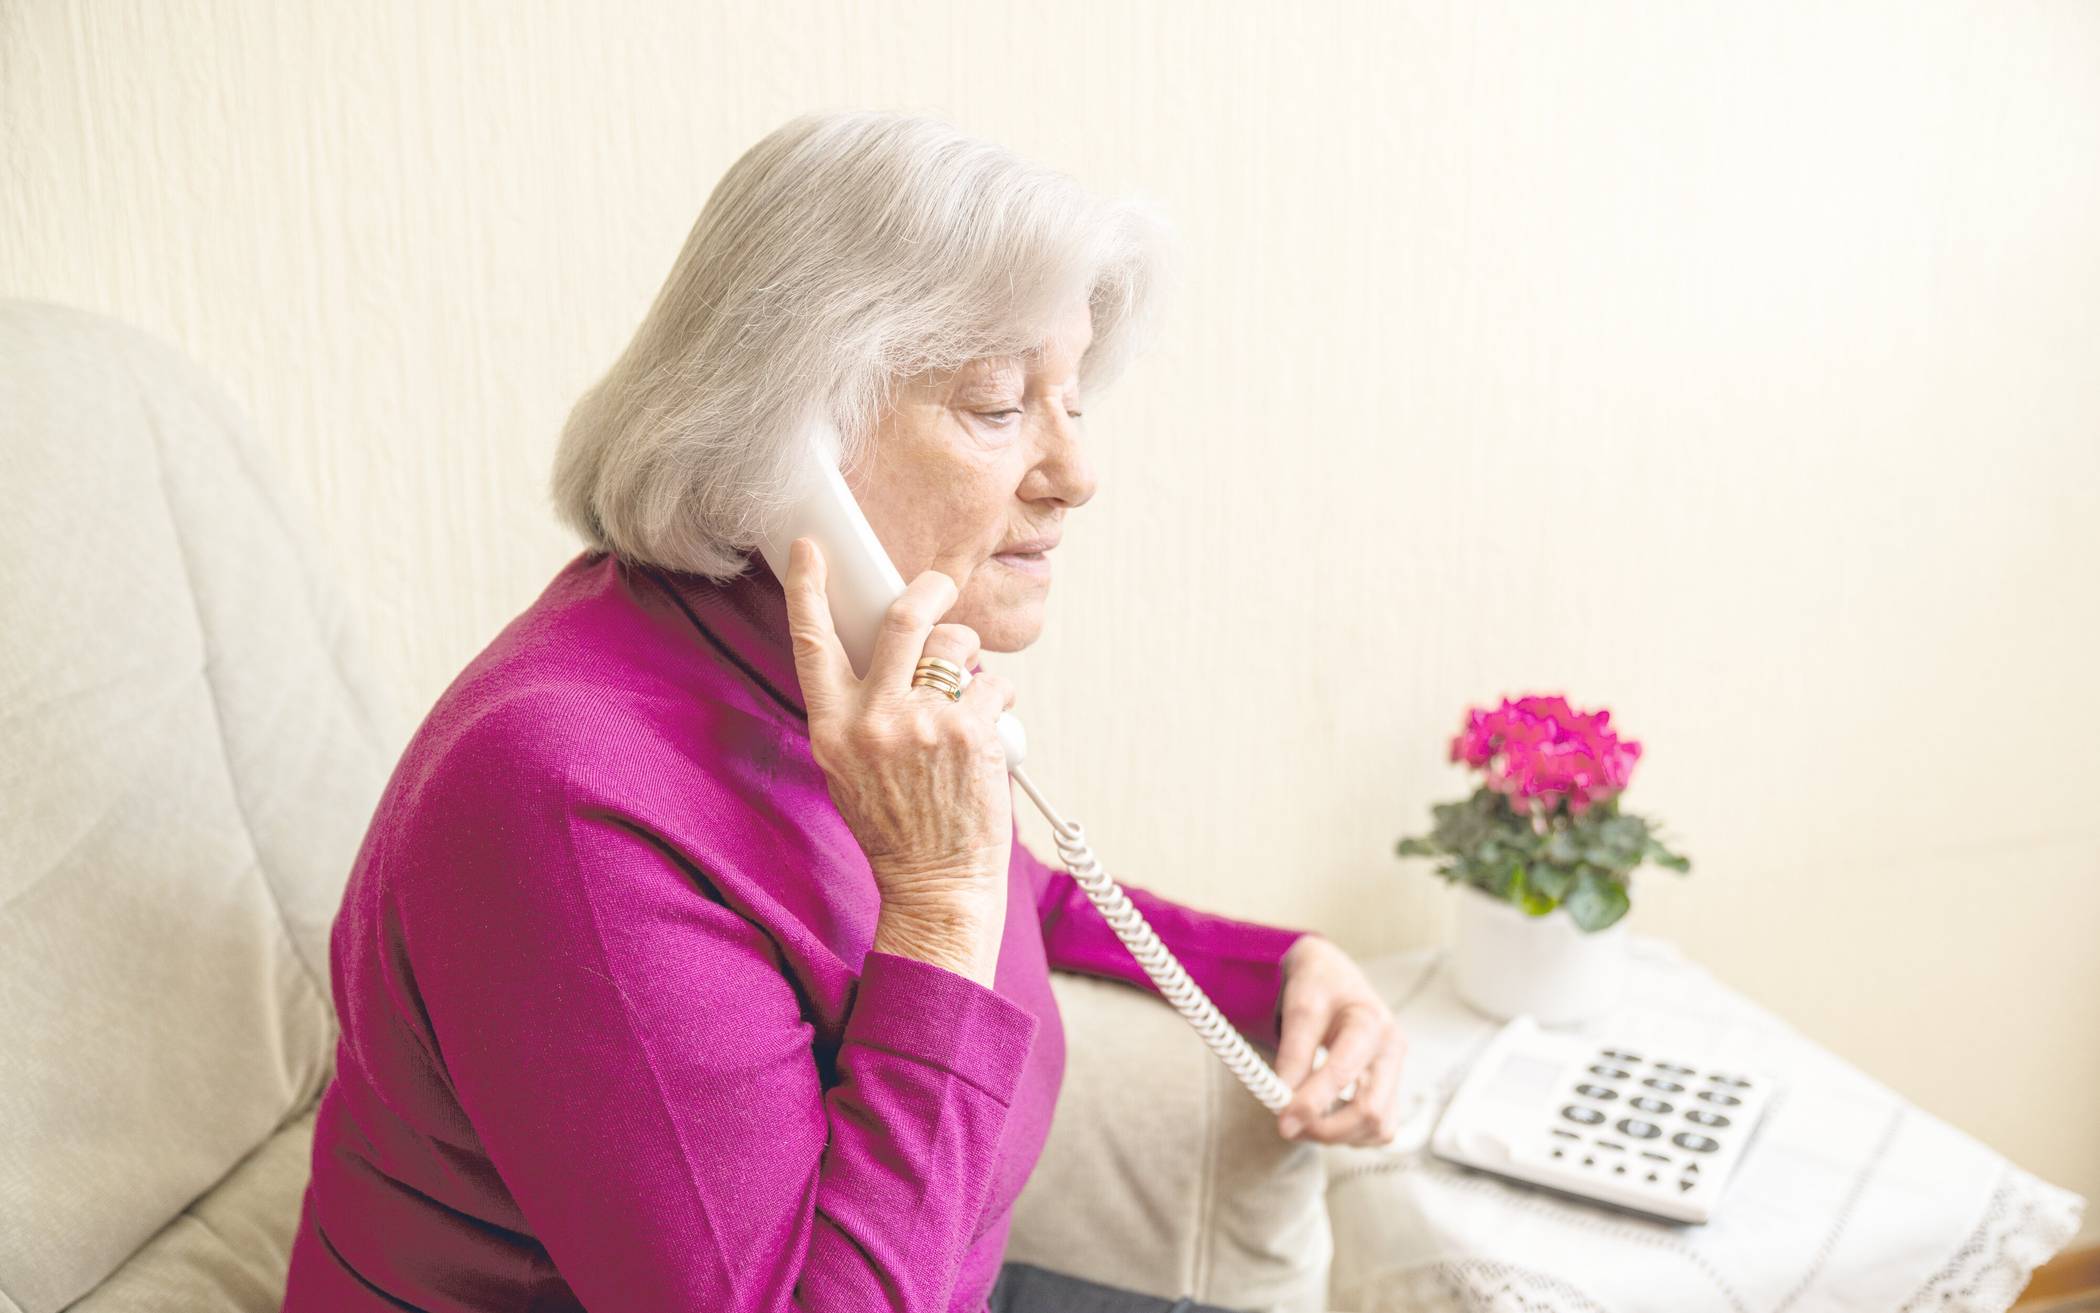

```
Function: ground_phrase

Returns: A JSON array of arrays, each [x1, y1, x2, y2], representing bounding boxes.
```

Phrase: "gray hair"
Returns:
[[551, 109, 1178, 581]]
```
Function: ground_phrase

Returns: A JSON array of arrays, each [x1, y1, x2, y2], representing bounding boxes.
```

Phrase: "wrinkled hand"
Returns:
[[1272, 936, 1407, 1145], [781, 537, 1017, 987]]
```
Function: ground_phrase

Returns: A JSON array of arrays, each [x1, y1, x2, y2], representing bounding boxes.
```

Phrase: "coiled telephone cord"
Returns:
[[1010, 764, 1295, 1113]]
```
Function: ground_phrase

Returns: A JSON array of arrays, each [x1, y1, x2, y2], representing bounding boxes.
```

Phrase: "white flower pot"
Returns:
[[1449, 882, 1628, 1026]]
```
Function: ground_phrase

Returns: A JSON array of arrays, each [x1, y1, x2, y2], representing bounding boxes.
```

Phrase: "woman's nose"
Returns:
[[1028, 409, 1096, 509]]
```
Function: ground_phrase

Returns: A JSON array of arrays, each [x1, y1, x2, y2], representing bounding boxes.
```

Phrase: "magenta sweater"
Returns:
[[281, 549, 1305, 1312]]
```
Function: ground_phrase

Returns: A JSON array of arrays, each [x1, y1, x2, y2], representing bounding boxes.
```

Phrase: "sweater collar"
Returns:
[[636, 552, 808, 722], [635, 549, 990, 724]]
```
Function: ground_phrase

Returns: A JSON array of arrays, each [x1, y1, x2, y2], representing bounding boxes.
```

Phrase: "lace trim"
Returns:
[[1896, 1164, 2087, 1311]]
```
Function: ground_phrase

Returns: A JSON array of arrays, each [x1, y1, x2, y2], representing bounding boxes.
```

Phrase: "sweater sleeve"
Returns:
[[1010, 824, 1308, 1052], [394, 771, 1038, 1312]]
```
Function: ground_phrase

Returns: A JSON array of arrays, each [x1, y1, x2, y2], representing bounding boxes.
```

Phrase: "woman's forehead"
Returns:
[[958, 345, 1082, 384], [957, 356, 1026, 385]]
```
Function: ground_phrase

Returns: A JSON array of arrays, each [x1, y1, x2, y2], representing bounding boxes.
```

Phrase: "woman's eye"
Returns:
[[977, 408, 1023, 426]]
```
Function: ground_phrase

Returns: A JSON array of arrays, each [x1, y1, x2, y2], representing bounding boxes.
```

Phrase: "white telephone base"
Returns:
[[1429, 1014, 1779, 1225]]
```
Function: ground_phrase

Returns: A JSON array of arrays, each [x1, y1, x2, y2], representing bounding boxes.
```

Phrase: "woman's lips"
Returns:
[[991, 549, 1052, 577]]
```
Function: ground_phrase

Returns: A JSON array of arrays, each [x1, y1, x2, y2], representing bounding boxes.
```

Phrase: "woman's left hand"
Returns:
[[1271, 935, 1408, 1145]]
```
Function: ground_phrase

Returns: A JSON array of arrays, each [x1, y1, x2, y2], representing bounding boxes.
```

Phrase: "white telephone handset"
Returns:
[[758, 417, 1292, 1112]]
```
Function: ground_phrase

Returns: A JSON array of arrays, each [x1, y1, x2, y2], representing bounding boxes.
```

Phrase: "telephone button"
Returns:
[[1575, 1084, 1618, 1101], [1588, 1064, 1630, 1081], [1561, 1105, 1606, 1126], [1615, 1118, 1662, 1140], [1641, 1076, 1685, 1094], [1672, 1132, 1720, 1153], [1630, 1096, 1673, 1115], [1686, 1109, 1731, 1129], [1697, 1089, 1742, 1107]]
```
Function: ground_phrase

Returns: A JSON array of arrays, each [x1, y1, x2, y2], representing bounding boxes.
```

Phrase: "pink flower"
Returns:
[[1446, 693, 1643, 817]]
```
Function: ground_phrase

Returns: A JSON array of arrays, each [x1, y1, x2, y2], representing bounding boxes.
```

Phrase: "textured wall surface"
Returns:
[[4, 0, 2096, 1241]]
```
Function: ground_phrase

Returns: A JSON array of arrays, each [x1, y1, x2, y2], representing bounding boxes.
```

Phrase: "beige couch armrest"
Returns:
[[1004, 971, 1332, 1313]]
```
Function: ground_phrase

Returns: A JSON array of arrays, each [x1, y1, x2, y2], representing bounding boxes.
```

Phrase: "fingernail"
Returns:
[[1279, 1115, 1302, 1138]]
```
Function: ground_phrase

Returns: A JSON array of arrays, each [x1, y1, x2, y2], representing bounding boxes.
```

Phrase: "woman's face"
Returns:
[[845, 298, 1098, 653]]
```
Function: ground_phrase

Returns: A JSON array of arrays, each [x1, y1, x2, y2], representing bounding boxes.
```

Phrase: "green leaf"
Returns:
[[1565, 870, 1631, 932], [1528, 863, 1574, 901], [1501, 863, 1548, 915], [1544, 829, 1580, 865]]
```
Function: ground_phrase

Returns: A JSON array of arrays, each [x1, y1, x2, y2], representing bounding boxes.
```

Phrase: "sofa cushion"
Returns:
[[0, 303, 385, 1313], [63, 1108, 318, 1313], [1006, 971, 1333, 1313]]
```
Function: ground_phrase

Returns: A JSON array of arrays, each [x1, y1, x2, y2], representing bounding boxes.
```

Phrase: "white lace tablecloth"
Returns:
[[1322, 938, 2086, 1313]]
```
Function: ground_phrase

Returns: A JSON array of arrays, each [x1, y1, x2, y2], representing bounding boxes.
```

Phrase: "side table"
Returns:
[[1321, 936, 2086, 1312]]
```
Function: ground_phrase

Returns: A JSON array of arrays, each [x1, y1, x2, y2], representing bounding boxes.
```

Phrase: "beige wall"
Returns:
[[5, 0, 2095, 1243]]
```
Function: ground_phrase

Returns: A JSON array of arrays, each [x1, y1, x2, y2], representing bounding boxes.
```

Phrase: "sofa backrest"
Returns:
[[0, 302, 385, 1313]]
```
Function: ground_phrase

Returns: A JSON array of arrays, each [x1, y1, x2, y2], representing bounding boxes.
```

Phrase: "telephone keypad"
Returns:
[[1435, 1020, 1778, 1224], [1562, 1050, 1761, 1187], [1566, 1044, 1757, 1184]]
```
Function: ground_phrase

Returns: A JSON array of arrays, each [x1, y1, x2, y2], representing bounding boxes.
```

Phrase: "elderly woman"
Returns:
[[284, 110, 1405, 1313]]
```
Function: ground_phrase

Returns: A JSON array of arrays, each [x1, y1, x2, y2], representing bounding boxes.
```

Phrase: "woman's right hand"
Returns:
[[782, 535, 1017, 986]]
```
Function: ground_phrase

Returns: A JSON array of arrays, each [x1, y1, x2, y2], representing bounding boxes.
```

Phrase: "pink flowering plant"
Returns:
[[1394, 694, 1691, 932]]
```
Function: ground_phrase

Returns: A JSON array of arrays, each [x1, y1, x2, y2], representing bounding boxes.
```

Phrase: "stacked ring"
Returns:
[[910, 655, 968, 702]]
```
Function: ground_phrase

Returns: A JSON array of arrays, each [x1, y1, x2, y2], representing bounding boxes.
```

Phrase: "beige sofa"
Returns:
[[0, 301, 1332, 1313]]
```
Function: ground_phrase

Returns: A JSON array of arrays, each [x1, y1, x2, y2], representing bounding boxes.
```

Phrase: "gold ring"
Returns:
[[911, 656, 967, 702], [911, 673, 964, 701], [915, 655, 968, 682], [911, 667, 964, 691]]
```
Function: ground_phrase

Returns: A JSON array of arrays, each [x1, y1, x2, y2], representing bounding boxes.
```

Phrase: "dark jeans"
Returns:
[[989, 1262, 1235, 1312]]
